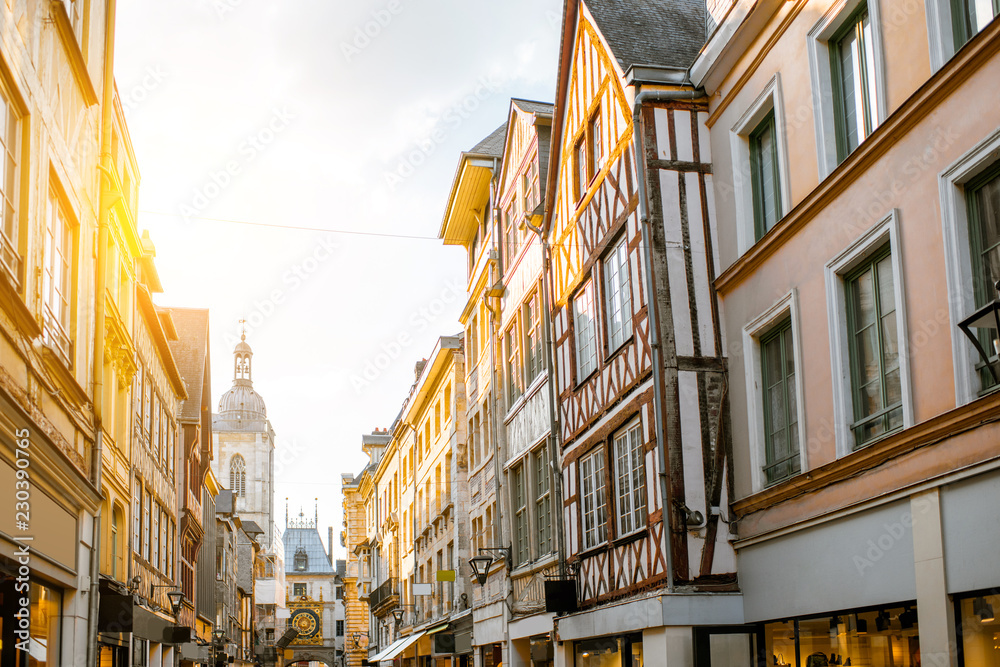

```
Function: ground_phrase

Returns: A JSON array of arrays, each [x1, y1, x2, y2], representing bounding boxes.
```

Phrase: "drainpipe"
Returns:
[[630, 85, 701, 594], [87, 2, 118, 667]]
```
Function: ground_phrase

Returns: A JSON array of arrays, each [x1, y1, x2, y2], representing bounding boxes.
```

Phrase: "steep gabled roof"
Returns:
[[167, 308, 211, 422], [584, 0, 706, 73], [469, 122, 508, 157]]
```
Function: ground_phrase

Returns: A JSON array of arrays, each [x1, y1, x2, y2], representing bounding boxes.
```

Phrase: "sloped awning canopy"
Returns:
[[370, 631, 426, 663]]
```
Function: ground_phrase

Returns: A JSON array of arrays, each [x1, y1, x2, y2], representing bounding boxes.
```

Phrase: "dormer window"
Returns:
[[294, 547, 308, 571]]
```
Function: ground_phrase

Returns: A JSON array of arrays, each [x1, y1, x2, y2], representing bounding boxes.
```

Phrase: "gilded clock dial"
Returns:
[[291, 609, 320, 638]]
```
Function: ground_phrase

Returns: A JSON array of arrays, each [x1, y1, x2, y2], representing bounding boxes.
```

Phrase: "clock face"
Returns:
[[291, 609, 320, 638]]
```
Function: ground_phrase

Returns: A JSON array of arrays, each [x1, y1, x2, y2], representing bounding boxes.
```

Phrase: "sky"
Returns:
[[114, 0, 563, 560]]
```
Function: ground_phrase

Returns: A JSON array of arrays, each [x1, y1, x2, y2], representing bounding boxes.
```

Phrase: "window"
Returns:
[[42, 189, 74, 360], [952, 0, 999, 47], [230, 455, 246, 496], [524, 292, 544, 383], [580, 448, 607, 549], [534, 448, 552, 554], [604, 236, 632, 351], [294, 547, 308, 572], [293, 583, 306, 597], [468, 316, 479, 363], [523, 160, 539, 214], [574, 139, 587, 201], [504, 205, 519, 267], [966, 164, 1000, 392], [761, 320, 800, 485], [0, 88, 21, 281], [133, 481, 141, 555], [513, 463, 528, 565], [613, 421, 645, 535], [143, 373, 152, 437], [831, 5, 879, 161], [589, 112, 604, 176], [750, 111, 782, 239], [143, 489, 151, 561], [573, 280, 598, 381], [151, 505, 160, 570], [731, 75, 791, 255], [826, 212, 910, 456], [846, 248, 903, 447], [505, 319, 523, 407], [111, 506, 122, 580], [337, 620, 345, 636]]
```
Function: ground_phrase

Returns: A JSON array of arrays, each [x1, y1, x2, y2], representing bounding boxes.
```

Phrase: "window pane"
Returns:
[[574, 281, 598, 380], [763, 323, 799, 484], [849, 251, 903, 447], [605, 237, 632, 350], [838, 29, 860, 153]]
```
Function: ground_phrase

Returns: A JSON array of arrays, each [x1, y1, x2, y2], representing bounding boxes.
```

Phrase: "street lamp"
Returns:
[[150, 585, 185, 616], [958, 281, 1000, 385], [468, 547, 511, 585], [166, 590, 185, 616]]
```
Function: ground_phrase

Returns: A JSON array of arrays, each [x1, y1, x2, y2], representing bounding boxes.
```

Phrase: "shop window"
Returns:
[[765, 605, 920, 667], [957, 592, 1000, 666], [576, 635, 643, 667], [30, 580, 63, 667]]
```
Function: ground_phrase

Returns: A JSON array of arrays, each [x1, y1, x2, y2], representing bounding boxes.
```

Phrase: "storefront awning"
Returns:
[[369, 631, 426, 663], [426, 623, 450, 635], [378, 631, 426, 662]]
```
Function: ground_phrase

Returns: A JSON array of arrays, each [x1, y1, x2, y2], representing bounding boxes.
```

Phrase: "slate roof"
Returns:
[[469, 122, 508, 157], [284, 526, 335, 574], [585, 0, 706, 72], [166, 308, 210, 422], [511, 99, 554, 116]]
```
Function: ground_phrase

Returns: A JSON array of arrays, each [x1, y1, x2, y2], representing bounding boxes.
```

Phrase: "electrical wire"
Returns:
[[139, 210, 441, 241]]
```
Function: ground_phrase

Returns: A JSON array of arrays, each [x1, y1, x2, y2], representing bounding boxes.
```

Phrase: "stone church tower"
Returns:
[[212, 332, 276, 546]]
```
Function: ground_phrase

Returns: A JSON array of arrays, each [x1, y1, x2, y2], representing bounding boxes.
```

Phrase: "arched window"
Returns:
[[230, 455, 246, 496], [294, 547, 307, 572]]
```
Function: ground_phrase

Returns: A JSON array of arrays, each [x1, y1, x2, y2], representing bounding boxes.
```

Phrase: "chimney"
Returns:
[[414, 359, 427, 381]]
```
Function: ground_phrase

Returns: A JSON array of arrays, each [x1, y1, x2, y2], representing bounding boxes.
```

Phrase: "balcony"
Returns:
[[369, 578, 398, 612]]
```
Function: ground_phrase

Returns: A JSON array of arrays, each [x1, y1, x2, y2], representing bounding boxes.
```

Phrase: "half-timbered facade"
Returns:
[[543, 0, 741, 662]]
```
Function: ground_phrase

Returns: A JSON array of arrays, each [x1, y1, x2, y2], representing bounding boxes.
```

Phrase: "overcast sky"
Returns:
[[114, 0, 562, 560]]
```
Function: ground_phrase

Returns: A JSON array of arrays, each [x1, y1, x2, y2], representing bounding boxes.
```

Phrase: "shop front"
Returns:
[[0, 565, 64, 667]]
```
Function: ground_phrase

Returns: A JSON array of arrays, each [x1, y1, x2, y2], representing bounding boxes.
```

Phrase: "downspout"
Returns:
[[87, 2, 118, 665], [88, 3, 118, 667], [631, 85, 700, 594], [522, 215, 565, 578]]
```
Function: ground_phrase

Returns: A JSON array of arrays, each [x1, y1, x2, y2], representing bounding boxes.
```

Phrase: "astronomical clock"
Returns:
[[289, 604, 323, 644]]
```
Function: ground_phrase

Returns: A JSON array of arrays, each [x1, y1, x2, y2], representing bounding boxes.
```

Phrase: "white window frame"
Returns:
[[573, 279, 598, 382], [613, 419, 645, 536], [579, 447, 607, 550], [730, 73, 792, 256], [939, 127, 1000, 406], [807, 0, 889, 179], [825, 210, 913, 457], [604, 235, 633, 351], [742, 289, 808, 493]]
